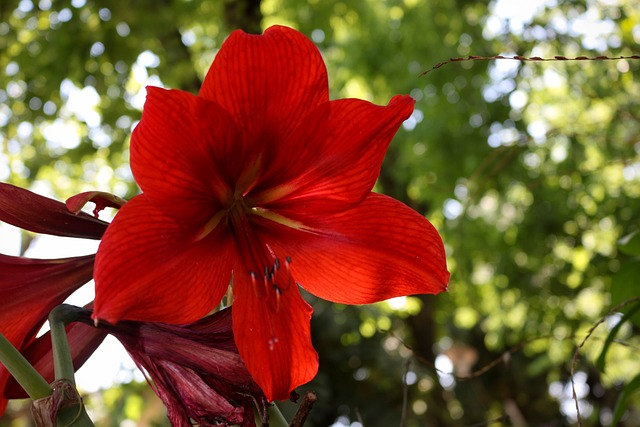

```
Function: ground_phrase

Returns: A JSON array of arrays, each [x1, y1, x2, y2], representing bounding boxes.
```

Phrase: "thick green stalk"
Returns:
[[268, 403, 289, 427], [0, 333, 52, 400], [45, 304, 95, 427], [54, 396, 95, 427], [48, 305, 77, 384]]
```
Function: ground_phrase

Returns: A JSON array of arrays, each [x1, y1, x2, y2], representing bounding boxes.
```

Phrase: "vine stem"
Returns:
[[419, 54, 640, 76]]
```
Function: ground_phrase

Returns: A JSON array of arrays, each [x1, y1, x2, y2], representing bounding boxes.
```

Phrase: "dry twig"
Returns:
[[288, 391, 318, 427]]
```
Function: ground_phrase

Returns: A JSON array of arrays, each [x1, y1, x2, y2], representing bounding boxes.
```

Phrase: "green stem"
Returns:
[[268, 403, 290, 427], [48, 305, 77, 384], [0, 333, 52, 400], [47, 305, 95, 427]]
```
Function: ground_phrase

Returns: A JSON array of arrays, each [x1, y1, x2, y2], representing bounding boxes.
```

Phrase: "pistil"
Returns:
[[228, 198, 294, 313]]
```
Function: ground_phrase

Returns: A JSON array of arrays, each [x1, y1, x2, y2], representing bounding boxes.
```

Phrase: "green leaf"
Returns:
[[612, 373, 640, 426], [619, 231, 640, 256], [596, 301, 640, 372], [611, 260, 640, 327]]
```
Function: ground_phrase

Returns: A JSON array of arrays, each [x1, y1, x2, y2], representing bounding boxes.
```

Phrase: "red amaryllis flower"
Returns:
[[93, 25, 450, 401], [76, 307, 266, 427], [0, 183, 109, 413], [1, 185, 261, 425]]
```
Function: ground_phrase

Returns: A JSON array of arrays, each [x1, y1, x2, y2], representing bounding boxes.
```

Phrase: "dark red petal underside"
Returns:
[[261, 193, 449, 304], [130, 88, 240, 217], [81, 308, 264, 427], [199, 25, 329, 150], [0, 183, 107, 239], [232, 267, 317, 402], [250, 96, 415, 216], [93, 195, 234, 325]]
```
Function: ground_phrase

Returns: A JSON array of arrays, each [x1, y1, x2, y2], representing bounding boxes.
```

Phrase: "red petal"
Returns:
[[232, 267, 317, 401], [0, 254, 95, 348], [261, 193, 449, 303], [130, 87, 241, 216], [199, 26, 329, 148], [250, 96, 415, 216], [0, 183, 107, 239], [93, 195, 234, 324], [0, 255, 95, 413], [4, 321, 107, 399]]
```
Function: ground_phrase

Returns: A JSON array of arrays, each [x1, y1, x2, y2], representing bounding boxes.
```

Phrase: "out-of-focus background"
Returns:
[[1, 0, 639, 425]]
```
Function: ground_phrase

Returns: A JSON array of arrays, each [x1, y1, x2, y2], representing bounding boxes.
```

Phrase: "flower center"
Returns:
[[227, 197, 294, 313]]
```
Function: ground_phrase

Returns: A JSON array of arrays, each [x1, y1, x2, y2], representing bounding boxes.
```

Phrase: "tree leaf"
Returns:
[[596, 301, 640, 372], [612, 373, 640, 426], [619, 231, 640, 256], [610, 260, 640, 327]]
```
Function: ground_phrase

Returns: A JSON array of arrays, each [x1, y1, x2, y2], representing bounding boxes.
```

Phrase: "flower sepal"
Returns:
[[32, 379, 94, 427]]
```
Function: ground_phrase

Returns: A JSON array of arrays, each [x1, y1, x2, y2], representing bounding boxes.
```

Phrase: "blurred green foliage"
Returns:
[[1, 0, 639, 425]]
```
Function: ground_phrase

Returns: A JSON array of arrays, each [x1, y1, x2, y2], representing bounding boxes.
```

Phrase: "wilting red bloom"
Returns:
[[8, 305, 264, 427], [0, 183, 108, 413], [93, 25, 450, 401], [77, 307, 266, 427]]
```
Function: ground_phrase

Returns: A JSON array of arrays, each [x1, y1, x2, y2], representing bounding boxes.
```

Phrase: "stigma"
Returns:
[[250, 256, 293, 313]]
